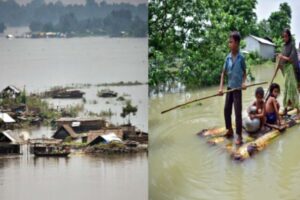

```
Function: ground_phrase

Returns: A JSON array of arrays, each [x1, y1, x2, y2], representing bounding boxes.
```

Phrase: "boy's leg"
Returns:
[[233, 90, 242, 138], [224, 89, 233, 136]]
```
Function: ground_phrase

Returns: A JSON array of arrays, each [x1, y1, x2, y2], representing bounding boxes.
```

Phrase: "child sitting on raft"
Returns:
[[265, 83, 281, 126], [243, 87, 265, 133]]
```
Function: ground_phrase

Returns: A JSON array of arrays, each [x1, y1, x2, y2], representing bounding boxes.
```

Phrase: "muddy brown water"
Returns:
[[0, 33, 147, 200], [150, 63, 300, 200]]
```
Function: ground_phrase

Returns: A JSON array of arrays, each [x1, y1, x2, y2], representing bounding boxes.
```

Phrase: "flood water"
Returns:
[[0, 154, 147, 200], [0, 33, 148, 200], [149, 63, 300, 200]]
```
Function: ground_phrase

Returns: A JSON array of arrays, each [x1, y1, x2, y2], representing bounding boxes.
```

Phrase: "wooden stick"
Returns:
[[264, 59, 280, 100], [161, 81, 268, 114]]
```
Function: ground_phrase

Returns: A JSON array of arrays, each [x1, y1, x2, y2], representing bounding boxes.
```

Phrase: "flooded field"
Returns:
[[0, 34, 148, 200], [149, 63, 300, 200]]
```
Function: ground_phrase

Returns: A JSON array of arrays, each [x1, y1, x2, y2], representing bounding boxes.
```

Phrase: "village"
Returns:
[[0, 85, 148, 157]]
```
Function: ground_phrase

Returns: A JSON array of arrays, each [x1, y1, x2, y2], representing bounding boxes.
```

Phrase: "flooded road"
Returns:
[[149, 63, 300, 200]]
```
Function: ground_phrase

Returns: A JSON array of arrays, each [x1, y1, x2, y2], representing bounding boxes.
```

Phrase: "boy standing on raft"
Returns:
[[218, 31, 247, 145]]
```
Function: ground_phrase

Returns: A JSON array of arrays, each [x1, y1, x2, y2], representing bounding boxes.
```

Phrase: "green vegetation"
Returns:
[[121, 100, 138, 124], [96, 141, 126, 149], [87, 109, 114, 118], [60, 104, 84, 118], [149, 1, 291, 88], [253, 2, 292, 52], [0, 0, 147, 37]]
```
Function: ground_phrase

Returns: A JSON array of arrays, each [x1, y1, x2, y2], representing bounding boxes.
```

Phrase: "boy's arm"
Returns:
[[218, 69, 225, 95], [254, 105, 265, 119], [272, 99, 281, 125], [242, 57, 247, 89]]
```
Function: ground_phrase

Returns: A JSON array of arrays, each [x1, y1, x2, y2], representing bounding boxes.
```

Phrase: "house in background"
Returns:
[[244, 35, 275, 59], [0, 130, 22, 154], [56, 117, 106, 133], [0, 112, 16, 129], [52, 124, 87, 142], [1, 85, 21, 99]]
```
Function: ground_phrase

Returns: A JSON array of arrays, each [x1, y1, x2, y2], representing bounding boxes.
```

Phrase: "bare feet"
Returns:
[[224, 129, 234, 139], [235, 135, 243, 145]]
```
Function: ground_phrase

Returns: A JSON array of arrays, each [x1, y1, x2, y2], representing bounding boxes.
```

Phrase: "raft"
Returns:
[[197, 109, 300, 161]]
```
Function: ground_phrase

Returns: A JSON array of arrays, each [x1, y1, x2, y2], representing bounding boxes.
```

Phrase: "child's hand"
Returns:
[[218, 89, 223, 96], [242, 83, 247, 90]]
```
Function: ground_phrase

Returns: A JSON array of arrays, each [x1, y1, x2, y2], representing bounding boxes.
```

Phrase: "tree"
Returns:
[[120, 100, 137, 124], [42, 22, 55, 32], [0, 22, 6, 33], [149, 0, 257, 88], [29, 21, 43, 32], [58, 13, 78, 33], [268, 2, 291, 39]]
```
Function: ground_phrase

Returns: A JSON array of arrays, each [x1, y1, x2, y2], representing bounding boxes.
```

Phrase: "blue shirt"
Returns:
[[223, 52, 246, 89]]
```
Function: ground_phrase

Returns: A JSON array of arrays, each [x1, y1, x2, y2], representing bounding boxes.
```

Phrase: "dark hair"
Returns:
[[229, 31, 241, 44], [255, 87, 264, 97], [283, 28, 292, 43], [267, 83, 280, 100]]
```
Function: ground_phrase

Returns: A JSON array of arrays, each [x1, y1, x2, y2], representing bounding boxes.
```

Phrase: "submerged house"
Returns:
[[87, 129, 123, 146], [0, 112, 16, 129], [1, 85, 21, 99], [53, 117, 107, 142], [52, 124, 86, 142], [244, 35, 275, 59], [0, 130, 22, 154]]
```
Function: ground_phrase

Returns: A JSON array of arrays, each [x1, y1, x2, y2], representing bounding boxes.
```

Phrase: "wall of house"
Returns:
[[244, 36, 260, 53], [259, 43, 275, 59], [244, 36, 275, 59]]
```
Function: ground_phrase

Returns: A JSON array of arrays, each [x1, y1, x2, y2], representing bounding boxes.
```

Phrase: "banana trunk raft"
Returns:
[[197, 109, 299, 161]]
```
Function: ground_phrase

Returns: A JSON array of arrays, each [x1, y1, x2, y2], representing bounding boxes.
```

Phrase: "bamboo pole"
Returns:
[[264, 58, 280, 100], [161, 81, 268, 114]]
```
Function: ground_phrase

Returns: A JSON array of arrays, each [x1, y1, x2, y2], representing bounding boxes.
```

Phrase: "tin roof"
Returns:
[[248, 35, 275, 46]]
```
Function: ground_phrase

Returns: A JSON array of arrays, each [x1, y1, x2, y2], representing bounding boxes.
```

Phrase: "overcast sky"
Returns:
[[256, 0, 300, 45], [16, 0, 146, 5]]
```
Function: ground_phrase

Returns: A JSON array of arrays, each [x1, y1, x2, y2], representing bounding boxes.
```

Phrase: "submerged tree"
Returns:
[[120, 100, 138, 124]]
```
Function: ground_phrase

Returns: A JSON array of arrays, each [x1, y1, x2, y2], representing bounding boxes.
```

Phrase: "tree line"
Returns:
[[0, 0, 147, 37]]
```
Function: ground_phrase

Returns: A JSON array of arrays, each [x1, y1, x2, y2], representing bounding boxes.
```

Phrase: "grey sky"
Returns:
[[256, 0, 300, 45], [16, 0, 146, 5]]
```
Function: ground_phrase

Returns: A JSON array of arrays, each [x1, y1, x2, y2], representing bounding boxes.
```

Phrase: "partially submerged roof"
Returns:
[[61, 124, 78, 138], [0, 113, 16, 123], [248, 35, 275, 46], [88, 132, 122, 145], [2, 85, 21, 94], [0, 130, 22, 144], [101, 133, 122, 143]]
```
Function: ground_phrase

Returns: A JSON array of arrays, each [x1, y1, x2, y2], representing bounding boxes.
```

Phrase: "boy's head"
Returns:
[[270, 83, 280, 98], [255, 87, 264, 101], [229, 31, 241, 51]]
